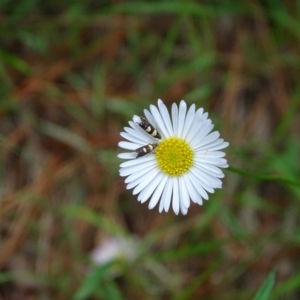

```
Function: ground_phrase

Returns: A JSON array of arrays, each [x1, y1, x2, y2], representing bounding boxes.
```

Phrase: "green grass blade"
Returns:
[[253, 271, 275, 300]]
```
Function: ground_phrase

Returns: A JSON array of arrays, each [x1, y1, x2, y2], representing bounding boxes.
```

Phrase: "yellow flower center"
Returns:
[[155, 137, 194, 176]]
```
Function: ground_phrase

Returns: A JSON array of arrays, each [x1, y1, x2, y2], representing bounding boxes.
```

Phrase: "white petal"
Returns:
[[126, 167, 156, 190], [196, 163, 225, 177], [124, 127, 150, 142], [189, 124, 214, 148], [139, 172, 164, 203], [196, 151, 226, 158], [172, 177, 179, 215], [196, 107, 204, 118], [133, 168, 160, 195], [158, 99, 173, 136], [219, 163, 229, 168], [177, 100, 187, 137], [126, 174, 147, 190], [183, 175, 203, 205], [129, 121, 158, 141], [197, 138, 221, 148], [193, 165, 223, 188], [179, 176, 190, 209], [194, 131, 220, 149], [203, 140, 229, 151], [133, 115, 140, 123], [118, 141, 141, 150], [200, 111, 208, 122], [195, 157, 228, 168], [180, 202, 188, 215], [185, 118, 206, 144], [120, 160, 156, 177], [188, 171, 210, 199], [171, 103, 178, 136], [118, 153, 136, 159], [120, 155, 155, 168], [148, 175, 168, 209], [120, 132, 147, 144], [150, 104, 169, 138], [181, 104, 196, 139], [191, 169, 218, 193], [162, 178, 173, 213], [143, 109, 157, 131], [194, 109, 208, 129], [187, 121, 213, 146], [125, 164, 156, 183]]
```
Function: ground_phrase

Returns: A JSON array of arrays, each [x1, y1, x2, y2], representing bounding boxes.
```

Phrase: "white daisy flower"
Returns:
[[118, 99, 229, 215]]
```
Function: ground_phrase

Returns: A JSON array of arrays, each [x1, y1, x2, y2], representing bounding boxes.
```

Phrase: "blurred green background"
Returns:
[[0, 1, 300, 299]]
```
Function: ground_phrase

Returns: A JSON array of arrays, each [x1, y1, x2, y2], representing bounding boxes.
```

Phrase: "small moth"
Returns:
[[137, 116, 161, 139], [135, 143, 158, 158]]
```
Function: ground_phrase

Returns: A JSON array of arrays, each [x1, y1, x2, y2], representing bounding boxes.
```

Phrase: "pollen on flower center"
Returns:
[[155, 137, 194, 176]]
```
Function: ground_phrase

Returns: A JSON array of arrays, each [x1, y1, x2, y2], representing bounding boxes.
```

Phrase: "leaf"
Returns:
[[253, 271, 275, 300], [74, 263, 113, 300]]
